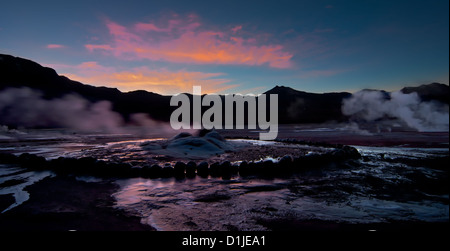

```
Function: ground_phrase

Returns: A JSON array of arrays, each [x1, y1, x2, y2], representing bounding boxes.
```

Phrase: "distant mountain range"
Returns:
[[1, 53, 448, 128]]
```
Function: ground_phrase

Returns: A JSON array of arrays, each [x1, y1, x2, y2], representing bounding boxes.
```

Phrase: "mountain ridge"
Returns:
[[1, 53, 448, 127]]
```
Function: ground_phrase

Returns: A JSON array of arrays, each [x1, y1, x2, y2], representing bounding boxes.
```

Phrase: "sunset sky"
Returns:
[[1, 0, 448, 95]]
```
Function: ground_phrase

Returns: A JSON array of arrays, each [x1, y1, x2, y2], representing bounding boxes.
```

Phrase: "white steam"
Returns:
[[0, 87, 178, 136], [342, 90, 449, 132], [0, 87, 123, 131]]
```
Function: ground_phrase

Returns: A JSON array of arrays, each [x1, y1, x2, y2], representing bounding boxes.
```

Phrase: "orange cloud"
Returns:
[[135, 22, 167, 32], [46, 44, 65, 49], [85, 44, 113, 51], [86, 16, 293, 68], [231, 25, 243, 33], [52, 62, 237, 95]]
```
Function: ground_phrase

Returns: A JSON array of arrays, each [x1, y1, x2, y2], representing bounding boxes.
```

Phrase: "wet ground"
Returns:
[[0, 125, 448, 231], [111, 145, 448, 231]]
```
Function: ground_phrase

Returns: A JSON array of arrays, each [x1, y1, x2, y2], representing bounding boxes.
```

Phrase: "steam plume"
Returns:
[[342, 90, 449, 132], [0, 87, 124, 131]]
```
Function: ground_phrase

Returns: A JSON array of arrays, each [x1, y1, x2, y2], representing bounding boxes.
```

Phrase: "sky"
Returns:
[[1, 0, 448, 95]]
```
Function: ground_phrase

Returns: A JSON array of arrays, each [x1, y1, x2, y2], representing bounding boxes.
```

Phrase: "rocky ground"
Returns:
[[0, 175, 154, 231], [0, 127, 448, 232]]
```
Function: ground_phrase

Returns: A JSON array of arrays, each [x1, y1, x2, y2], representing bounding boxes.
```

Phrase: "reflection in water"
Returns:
[[114, 177, 291, 231], [0, 164, 53, 213], [113, 147, 448, 231], [1, 127, 448, 230]]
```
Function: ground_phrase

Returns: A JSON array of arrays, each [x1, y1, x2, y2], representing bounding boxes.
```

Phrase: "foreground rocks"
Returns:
[[0, 143, 362, 179]]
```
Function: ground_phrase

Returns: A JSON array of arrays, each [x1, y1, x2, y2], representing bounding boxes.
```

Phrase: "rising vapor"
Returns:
[[342, 90, 449, 132], [0, 87, 124, 131]]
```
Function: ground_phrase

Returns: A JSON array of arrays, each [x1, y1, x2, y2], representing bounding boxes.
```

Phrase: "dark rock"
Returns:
[[328, 146, 361, 162], [18, 153, 47, 170], [294, 153, 329, 170], [209, 162, 221, 177], [204, 130, 225, 141], [148, 164, 162, 178], [194, 192, 231, 202], [196, 129, 212, 137], [261, 159, 276, 176], [49, 157, 78, 174], [161, 164, 174, 178], [292, 157, 303, 171], [230, 163, 239, 175], [238, 161, 250, 176], [341, 145, 361, 159], [129, 166, 143, 177], [220, 161, 232, 179], [186, 161, 197, 177], [330, 149, 346, 161], [78, 157, 97, 167], [252, 161, 265, 175], [243, 184, 285, 193], [171, 132, 193, 140], [0, 153, 18, 164], [279, 155, 293, 167], [174, 161, 186, 175], [220, 160, 231, 170], [197, 161, 209, 177], [92, 160, 108, 176], [108, 162, 133, 177], [278, 155, 293, 175], [362, 156, 371, 162], [184, 221, 198, 227], [247, 162, 258, 175]]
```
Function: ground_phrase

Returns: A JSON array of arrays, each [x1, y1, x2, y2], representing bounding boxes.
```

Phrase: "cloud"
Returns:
[[48, 62, 237, 94], [46, 44, 66, 49], [85, 44, 113, 51], [135, 22, 168, 32], [85, 15, 293, 68], [231, 25, 243, 33]]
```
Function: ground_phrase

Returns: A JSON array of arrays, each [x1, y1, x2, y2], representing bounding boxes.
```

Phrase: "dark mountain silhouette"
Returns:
[[0, 54, 174, 122], [1, 53, 448, 128], [264, 86, 352, 123], [401, 83, 449, 104]]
